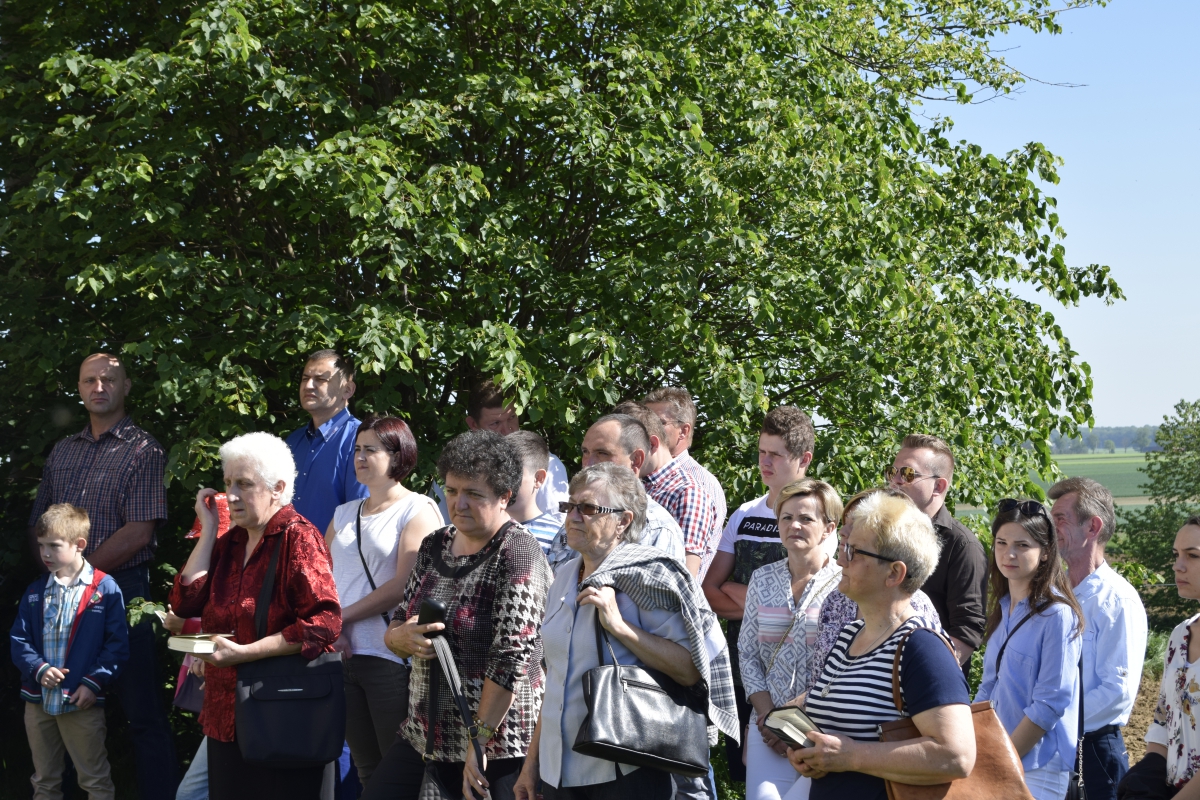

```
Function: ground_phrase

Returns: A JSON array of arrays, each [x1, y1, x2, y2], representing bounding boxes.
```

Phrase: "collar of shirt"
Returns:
[[930, 503, 954, 533], [46, 560, 94, 590], [307, 407, 354, 442], [227, 504, 300, 547], [1072, 560, 1116, 603], [643, 456, 683, 488], [72, 415, 135, 444]]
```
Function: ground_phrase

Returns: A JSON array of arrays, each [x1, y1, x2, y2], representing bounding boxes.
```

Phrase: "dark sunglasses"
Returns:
[[559, 501, 625, 518], [885, 465, 940, 485], [997, 498, 1053, 524]]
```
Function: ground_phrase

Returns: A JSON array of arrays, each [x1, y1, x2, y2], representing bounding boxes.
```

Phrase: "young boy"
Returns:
[[505, 430, 566, 554], [11, 503, 129, 800]]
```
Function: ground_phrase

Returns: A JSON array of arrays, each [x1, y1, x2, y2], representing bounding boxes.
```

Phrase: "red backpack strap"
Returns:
[[66, 568, 107, 653]]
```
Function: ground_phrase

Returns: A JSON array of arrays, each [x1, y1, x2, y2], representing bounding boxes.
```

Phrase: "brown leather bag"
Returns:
[[877, 628, 1033, 800]]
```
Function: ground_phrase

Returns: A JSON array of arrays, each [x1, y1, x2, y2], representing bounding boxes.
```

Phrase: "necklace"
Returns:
[[818, 616, 909, 698]]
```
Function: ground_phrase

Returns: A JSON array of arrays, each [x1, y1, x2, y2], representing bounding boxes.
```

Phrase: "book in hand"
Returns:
[[763, 706, 823, 748], [167, 634, 234, 654]]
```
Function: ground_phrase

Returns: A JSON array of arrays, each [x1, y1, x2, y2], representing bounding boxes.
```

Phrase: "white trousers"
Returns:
[[745, 727, 811, 800], [1023, 764, 1070, 800]]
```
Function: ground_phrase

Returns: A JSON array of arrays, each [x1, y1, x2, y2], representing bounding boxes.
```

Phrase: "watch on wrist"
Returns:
[[469, 716, 496, 741]]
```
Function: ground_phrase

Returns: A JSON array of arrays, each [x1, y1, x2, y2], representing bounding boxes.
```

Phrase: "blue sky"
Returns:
[[938, 0, 1199, 426]]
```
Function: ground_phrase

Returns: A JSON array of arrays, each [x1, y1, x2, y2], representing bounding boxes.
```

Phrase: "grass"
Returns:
[[1035, 452, 1149, 499]]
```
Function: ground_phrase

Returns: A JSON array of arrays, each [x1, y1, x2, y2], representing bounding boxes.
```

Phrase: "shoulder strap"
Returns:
[[994, 611, 1034, 672], [355, 500, 391, 625], [427, 635, 486, 775], [254, 535, 284, 642], [593, 610, 620, 668], [66, 568, 108, 653], [890, 626, 956, 713]]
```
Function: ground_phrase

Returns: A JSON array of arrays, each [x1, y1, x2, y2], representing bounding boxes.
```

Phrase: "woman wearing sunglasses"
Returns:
[[975, 499, 1084, 799]]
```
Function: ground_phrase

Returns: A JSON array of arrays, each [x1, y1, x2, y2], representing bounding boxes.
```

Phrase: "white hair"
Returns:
[[847, 492, 941, 593], [219, 432, 298, 506]]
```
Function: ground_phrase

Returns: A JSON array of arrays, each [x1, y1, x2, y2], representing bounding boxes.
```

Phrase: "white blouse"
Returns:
[[1145, 612, 1200, 789]]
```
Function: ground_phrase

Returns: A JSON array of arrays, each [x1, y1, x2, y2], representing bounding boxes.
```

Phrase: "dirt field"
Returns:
[[1125, 672, 1161, 763]]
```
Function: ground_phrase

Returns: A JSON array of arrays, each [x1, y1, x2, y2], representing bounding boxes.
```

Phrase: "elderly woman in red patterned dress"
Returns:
[[170, 432, 341, 800]]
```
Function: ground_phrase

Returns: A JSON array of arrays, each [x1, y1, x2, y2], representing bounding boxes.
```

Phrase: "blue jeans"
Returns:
[[177, 739, 208, 800], [112, 566, 181, 800], [1083, 727, 1130, 800]]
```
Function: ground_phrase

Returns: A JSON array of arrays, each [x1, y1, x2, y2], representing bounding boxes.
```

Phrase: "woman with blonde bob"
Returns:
[[791, 492, 975, 800], [739, 478, 844, 800]]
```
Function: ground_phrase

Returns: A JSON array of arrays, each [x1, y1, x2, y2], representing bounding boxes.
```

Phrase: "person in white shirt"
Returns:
[[1049, 476, 1148, 800], [505, 430, 565, 554], [545, 413, 686, 573], [432, 380, 570, 518]]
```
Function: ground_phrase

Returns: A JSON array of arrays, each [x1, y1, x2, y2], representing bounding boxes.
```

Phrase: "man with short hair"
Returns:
[[434, 380, 570, 519], [505, 430, 565, 553], [545, 413, 686, 572], [888, 433, 987, 668], [616, 401, 720, 579], [1050, 476, 1147, 800], [700, 405, 817, 784], [644, 386, 728, 536], [27, 353, 178, 799], [285, 349, 370, 535]]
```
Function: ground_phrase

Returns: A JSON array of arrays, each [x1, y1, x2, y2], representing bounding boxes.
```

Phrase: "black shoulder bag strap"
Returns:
[[254, 535, 284, 641], [424, 629, 486, 795], [355, 500, 392, 625], [993, 611, 1034, 672]]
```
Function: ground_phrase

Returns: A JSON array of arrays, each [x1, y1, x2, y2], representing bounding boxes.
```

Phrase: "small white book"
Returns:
[[167, 634, 234, 654]]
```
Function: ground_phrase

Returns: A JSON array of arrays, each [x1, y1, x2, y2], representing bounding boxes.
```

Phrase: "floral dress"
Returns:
[[1145, 612, 1200, 788]]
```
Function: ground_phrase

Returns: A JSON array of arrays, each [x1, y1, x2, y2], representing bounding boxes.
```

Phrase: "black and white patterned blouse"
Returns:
[[398, 522, 551, 762]]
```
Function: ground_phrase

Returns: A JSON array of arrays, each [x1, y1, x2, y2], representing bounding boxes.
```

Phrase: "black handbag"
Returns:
[[173, 667, 205, 714], [1118, 753, 1178, 799], [235, 534, 346, 768], [572, 613, 709, 778], [1065, 654, 1087, 800]]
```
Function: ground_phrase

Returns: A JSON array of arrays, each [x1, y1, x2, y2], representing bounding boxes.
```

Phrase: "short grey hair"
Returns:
[[219, 432, 298, 505], [1048, 476, 1116, 544], [568, 462, 647, 544], [847, 491, 941, 593]]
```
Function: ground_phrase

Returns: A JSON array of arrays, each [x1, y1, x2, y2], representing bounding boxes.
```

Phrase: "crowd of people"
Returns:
[[9, 349, 1199, 800]]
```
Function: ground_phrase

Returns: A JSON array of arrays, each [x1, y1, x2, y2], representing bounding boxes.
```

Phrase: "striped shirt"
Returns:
[[522, 509, 565, 554], [804, 617, 970, 800], [29, 416, 167, 570]]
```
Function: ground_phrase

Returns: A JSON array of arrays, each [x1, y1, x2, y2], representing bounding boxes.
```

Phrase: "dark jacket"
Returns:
[[919, 505, 989, 650], [10, 565, 129, 704]]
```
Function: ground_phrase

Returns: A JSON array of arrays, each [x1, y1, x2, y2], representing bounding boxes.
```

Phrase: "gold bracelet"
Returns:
[[470, 716, 496, 741]]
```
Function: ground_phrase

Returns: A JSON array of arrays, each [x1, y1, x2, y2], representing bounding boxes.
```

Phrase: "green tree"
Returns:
[[1122, 399, 1200, 622], [1104, 439, 1116, 454], [1134, 427, 1154, 452]]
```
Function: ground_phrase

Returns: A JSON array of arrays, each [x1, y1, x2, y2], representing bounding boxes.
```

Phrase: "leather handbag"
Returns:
[[878, 628, 1033, 800], [1065, 655, 1087, 800], [235, 535, 346, 768], [572, 614, 710, 778]]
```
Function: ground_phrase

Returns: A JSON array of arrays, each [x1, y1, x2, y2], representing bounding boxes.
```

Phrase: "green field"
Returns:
[[1037, 452, 1149, 499]]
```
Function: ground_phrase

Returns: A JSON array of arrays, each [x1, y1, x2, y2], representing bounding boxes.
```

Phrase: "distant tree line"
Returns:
[[1051, 426, 1160, 454]]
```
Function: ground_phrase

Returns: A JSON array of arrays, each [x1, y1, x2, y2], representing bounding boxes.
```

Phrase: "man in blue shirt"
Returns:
[[1050, 476, 1147, 800], [285, 349, 369, 535]]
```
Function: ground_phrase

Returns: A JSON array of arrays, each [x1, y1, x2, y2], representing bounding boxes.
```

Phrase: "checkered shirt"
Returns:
[[39, 563, 94, 715], [644, 456, 721, 577], [29, 416, 167, 570], [678, 451, 727, 537]]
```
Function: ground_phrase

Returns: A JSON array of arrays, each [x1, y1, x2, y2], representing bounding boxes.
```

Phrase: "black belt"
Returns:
[[1085, 724, 1121, 738]]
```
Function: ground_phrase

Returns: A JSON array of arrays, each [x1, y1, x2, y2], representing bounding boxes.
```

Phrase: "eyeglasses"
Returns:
[[885, 465, 940, 485], [841, 541, 896, 564], [998, 498, 1052, 525], [559, 501, 625, 518]]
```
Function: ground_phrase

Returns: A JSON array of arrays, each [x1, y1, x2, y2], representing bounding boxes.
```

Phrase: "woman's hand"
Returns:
[[788, 731, 856, 779], [194, 488, 220, 535], [462, 742, 489, 800], [758, 720, 789, 756], [577, 585, 627, 637], [383, 615, 445, 661], [194, 636, 253, 668], [163, 604, 186, 635], [512, 763, 540, 800], [188, 657, 206, 681], [331, 633, 352, 657]]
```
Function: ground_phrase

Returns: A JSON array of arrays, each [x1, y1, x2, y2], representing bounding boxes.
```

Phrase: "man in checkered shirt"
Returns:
[[28, 353, 178, 799]]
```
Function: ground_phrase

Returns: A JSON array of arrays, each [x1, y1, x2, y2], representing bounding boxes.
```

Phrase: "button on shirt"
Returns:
[[285, 407, 369, 534], [974, 595, 1082, 771], [1075, 562, 1148, 730], [539, 556, 720, 788], [29, 416, 167, 570]]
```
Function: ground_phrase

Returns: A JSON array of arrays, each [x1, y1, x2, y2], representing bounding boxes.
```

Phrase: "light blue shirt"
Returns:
[[975, 595, 1081, 771], [285, 407, 369, 534], [538, 552, 722, 788], [1075, 562, 1148, 730]]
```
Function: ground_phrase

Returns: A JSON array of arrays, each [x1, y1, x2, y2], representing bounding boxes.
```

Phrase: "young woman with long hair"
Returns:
[[975, 499, 1085, 800]]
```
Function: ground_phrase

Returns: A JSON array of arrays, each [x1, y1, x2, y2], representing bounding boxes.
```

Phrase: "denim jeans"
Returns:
[[176, 738, 209, 800], [111, 566, 180, 800], [1083, 727, 1130, 800]]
